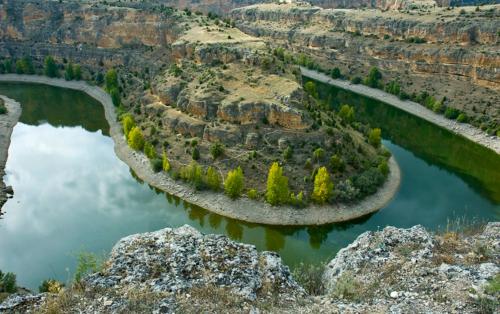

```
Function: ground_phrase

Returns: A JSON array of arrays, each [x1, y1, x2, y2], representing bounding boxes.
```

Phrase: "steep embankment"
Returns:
[[301, 67, 500, 154], [232, 3, 500, 133], [1, 223, 498, 313], [0, 96, 20, 211]]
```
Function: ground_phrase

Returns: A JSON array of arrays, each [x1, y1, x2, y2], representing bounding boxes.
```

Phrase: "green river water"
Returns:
[[0, 82, 498, 290]]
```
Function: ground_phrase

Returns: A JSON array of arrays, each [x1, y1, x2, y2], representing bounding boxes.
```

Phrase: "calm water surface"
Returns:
[[0, 82, 498, 290]]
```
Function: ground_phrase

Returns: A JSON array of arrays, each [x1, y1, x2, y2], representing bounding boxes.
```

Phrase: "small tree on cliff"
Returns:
[[312, 167, 333, 204], [368, 128, 382, 148], [44, 56, 58, 78], [122, 114, 135, 139], [105, 69, 119, 92], [224, 167, 244, 199], [127, 126, 145, 151], [265, 162, 290, 206], [364, 67, 382, 88]]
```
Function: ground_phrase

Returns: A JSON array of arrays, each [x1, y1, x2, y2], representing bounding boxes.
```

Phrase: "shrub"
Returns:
[[192, 147, 200, 160], [444, 107, 460, 119], [144, 142, 157, 159], [180, 161, 204, 189], [151, 158, 163, 173], [353, 167, 385, 196], [109, 87, 121, 107], [127, 127, 145, 151], [312, 167, 334, 204], [368, 128, 382, 147], [330, 67, 341, 79], [0, 99, 6, 115], [364, 67, 382, 88], [385, 80, 400, 96], [266, 162, 290, 206], [44, 56, 58, 78], [105, 69, 119, 91], [162, 151, 171, 172], [283, 146, 293, 160], [313, 147, 325, 162], [205, 166, 220, 191], [247, 189, 258, 200], [224, 167, 244, 199], [292, 263, 325, 295], [332, 271, 363, 301], [338, 104, 355, 123], [210, 142, 224, 159], [74, 65, 82, 80], [64, 63, 74, 80], [38, 279, 64, 293], [289, 191, 306, 207], [351, 76, 362, 84], [329, 154, 345, 172], [456, 113, 468, 123], [304, 158, 312, 170], [74, 252, 103, 282], [3, 59, 13, 73], [304, 81, 318, 98], [378, 160, 389, 177], [0, 270, 17, 293]]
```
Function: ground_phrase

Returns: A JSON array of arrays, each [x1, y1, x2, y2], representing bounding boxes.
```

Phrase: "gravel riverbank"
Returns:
[[301, 67, 500, 155], [0, 96, 21, 212], [0, 74, 401, 225]]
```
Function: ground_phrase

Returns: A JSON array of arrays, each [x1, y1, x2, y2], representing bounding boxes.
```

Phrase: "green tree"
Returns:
[[15, 59, 24, 74], [3, 59, 13, 73], [210, 142, 224, 159], [265, 162, 290, 206], [16, 57, 34, 74], [368, 128, 382, 148], [180, 161, 203, 189], [338, 104, 355, 123], [0, 271, 17, 293], [283, 146, 293, 161], [205, 166, 220, 191], [122, 114, 135, 139], [312, 167, 333, 204], [224, 167, 244, 199], [378, 161, 389, 177], [144, 142, 157, 159], [304, 81, 318, 98], [105, 69, 119, 91], [329, 154, 345, 172], [44, 56, 58, 78], [74, 65, 82, 80], [127, 126, 145, 151], [109, 87, 120, 107], [65, 63, 74, 80], [364, 67, 382, 88], [162, 150, 171, 172], [247, 189, 258, 200]]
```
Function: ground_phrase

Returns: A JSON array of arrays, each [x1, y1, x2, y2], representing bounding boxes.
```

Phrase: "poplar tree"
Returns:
[[266, 162, 290, 205], [312, 167, 334, 204], [224, 167, 244, 199]]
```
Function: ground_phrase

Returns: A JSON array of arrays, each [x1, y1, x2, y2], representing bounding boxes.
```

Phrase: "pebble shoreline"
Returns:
[[0, 74, 401, 225]]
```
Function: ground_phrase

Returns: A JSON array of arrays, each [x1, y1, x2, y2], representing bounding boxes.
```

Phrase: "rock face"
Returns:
[[1, 223, 498, 312], [321, 223, 500, 313]]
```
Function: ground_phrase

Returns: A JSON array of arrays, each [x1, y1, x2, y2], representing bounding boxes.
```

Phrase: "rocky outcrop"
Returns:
[[1, 223, 498, 313]]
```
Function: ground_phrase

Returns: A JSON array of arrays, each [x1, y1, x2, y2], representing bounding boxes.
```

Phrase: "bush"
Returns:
[[0, 99, 6, 115], [224, 167, 244, 199], [144, 142, 157, 159], [329, 154, 345, 172], [0, 270, 17, 293], [266, 162, 290, 206], [74, 65, 82, 80], [283, 146, 293, 160], [332, 271, 363, 301], [330, 67, 341, 79], [210, 142, 224, 159], [122, 114, 135, 138], [192, 147, 200, 160], [127, 127, 145, 151], [378, 160, 389, 177], [351, 76, 362, 84], [292, 263, 325, 296], [205, 166, 220, 191], [162, 150, 171, 172], [109, 87, 121, 107], [338, 104, 355, 123], [289, 191, 306, 208], [456, 113, 468, 123], [39, 279, 64, 293], [444, 107, 460, 119], [74, 252, 103, 283], [353, 167, 385, 196], [65, 63, 74, 80], [180, 161, 204, 189], [313, 147, 325, 162], [385, 80, 400, 96], [105, 69, 119, 91], [16, 57, 34, 74], [364, 67, 382, 88], [44, 56, 58, 78], [368, 128, 382, 148], [151, 158, 163, 173], [247, 189, 259, 200], [304, 81, 318, 98], [312, 167, 334, 204]]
